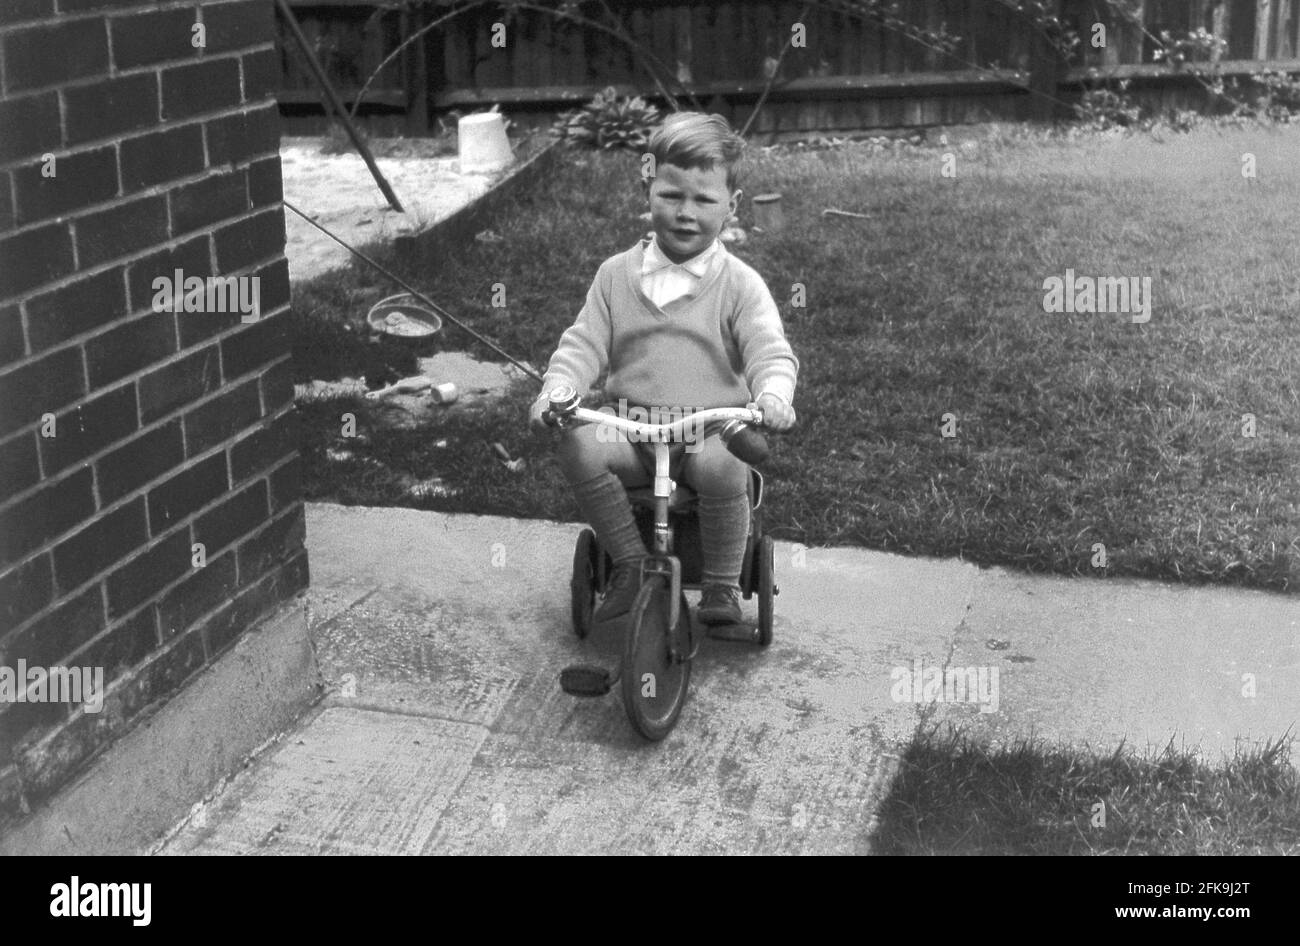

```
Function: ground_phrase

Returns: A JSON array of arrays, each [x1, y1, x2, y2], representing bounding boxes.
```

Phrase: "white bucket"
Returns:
[[458, 112, 513, 174]]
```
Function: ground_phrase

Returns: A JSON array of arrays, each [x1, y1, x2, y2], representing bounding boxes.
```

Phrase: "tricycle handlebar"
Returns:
[[541, 384, 771, 465]]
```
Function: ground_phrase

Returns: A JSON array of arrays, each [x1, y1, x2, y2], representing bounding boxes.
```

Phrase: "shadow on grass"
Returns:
[[872, 725, 1300, 855]]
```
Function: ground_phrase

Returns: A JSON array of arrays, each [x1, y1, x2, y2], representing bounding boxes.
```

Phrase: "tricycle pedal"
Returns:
[[706, 622, 761, 644], [560, 664, 616, 697]]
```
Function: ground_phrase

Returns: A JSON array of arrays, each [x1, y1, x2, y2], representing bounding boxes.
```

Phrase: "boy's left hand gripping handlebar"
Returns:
[[541, 384, 582, 427]]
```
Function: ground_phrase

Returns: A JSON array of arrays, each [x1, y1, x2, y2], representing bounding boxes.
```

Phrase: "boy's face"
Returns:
[[644, 162, 740, 264]]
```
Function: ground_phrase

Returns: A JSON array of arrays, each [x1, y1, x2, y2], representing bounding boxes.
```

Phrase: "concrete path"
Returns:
[[159, 504, 1299, 855]]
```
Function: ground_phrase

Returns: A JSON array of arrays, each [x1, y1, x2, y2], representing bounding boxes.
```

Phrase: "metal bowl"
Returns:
[[366, 294, 443, 339]]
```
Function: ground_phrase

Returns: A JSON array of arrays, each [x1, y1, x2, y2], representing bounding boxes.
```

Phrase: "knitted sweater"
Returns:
[[542, 238, 799, 410]]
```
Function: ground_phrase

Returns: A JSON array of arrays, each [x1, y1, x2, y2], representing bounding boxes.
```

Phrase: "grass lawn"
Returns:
[[873, 727, 1300, 854], [291, 121, 1300, 592]]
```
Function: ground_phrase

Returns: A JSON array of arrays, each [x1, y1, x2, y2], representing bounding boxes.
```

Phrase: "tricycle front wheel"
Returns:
[[571, 529, 598, 639], [621, 577, 691, 741], [756, 535, 775, 647]]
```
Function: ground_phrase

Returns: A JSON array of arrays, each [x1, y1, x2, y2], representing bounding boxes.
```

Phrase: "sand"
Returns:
[[280, 136, 508, 283]]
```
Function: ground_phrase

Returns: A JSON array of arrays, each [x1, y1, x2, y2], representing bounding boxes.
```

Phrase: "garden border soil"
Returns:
[[393, 138, 565, 273]]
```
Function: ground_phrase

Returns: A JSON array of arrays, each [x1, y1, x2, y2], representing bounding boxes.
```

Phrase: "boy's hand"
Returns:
[[752, 393, 796, 432], [528, 394, 552, 434]]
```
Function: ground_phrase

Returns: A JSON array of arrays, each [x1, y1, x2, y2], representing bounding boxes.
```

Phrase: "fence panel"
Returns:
[[277, 0, 1300, 136]]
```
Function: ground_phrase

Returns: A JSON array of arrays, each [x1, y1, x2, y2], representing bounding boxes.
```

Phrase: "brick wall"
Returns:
[[0, 0, 306, 824]]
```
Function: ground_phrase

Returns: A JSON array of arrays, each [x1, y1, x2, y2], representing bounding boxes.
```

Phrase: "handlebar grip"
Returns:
[[720, 421, 769, 465]]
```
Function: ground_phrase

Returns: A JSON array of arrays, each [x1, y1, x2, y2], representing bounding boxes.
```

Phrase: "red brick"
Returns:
[[25, 267, 129, 353], [73, 195, 169, 270], [2, 19, 108, 94], [241, 48, 280, 103], [0, 171, 12, 231], [232, 408, 298, 482], [0, 0, 53, 27], [161, 58, 241, 121], [0, 695, 67, 756], [146, 451, 228, 536], [221, 309, 290, 379], [204, 104, 280, 168], [260, 358, 295, 412], [213, 208, 283, 273], [268, 456, 301, 512], [0, 430, 40, 496], [0, 465, 95, 570], [257, 257, 290, 315], [182, 377, 261, 457], [193, 479, 267, 555], [108, 627, 205, 725], [105, 529, 191, 619], [37, 382, 138, 476], [0, 583, 103, 670], [95, 418, 184, 504], [203, 549, 307, 656], [120, 124, 206, 194], [0, 222, 76, 301], [0, 344, 85, 439], [0, 552, 53, 635], [51, 497, 148, 595], [0, 429, 40, 497], [244, 103, 281, 155], [204, 0, 274, 55], [126, 235, 211, 313], [12, 147, 119, 227], [75, 605, 158, 683], [110, 6, 201, 71], [236, 504, 305, 586], [0, 305, 23, 368], [63, 73, 159, 146], [247, 154, 283, 209], [204, 112, 251, 168], [169, 169, 250, 236], [157, 550, 237, 636], [84, 312, 177, 388], [177, 308, 240, 348], [53, 0, 138, 11], [139, 344, 221, 423], [0, 92, 60, 165]]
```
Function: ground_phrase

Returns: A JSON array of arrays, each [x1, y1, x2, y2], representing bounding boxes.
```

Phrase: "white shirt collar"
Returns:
[[641, 233, 720, 277]]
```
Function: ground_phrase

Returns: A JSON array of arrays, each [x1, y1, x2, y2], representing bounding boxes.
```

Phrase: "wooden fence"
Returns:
[[277, 1, 1300, 137]]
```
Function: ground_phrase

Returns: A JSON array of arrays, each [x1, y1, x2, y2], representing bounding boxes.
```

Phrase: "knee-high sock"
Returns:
[[572, 471, 646, 565], [698, 491, 749, 589]]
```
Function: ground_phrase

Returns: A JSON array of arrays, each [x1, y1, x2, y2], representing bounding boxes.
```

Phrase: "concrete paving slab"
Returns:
[[423, 725, 894, 855], [314, 595, 524, 728], [159, 503, 1299, 855], [162, 706, 485, 856], [932, 568, 1300, 761]]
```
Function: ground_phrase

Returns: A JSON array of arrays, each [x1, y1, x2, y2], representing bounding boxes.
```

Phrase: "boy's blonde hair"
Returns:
[[647, 112, 745, 191]]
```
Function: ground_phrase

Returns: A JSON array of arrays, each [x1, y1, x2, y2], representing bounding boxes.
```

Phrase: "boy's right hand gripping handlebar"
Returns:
[[541, 384, 771, 465]]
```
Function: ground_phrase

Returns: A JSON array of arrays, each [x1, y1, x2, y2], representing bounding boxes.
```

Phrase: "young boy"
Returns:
[[529, 112, 798, 626]]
